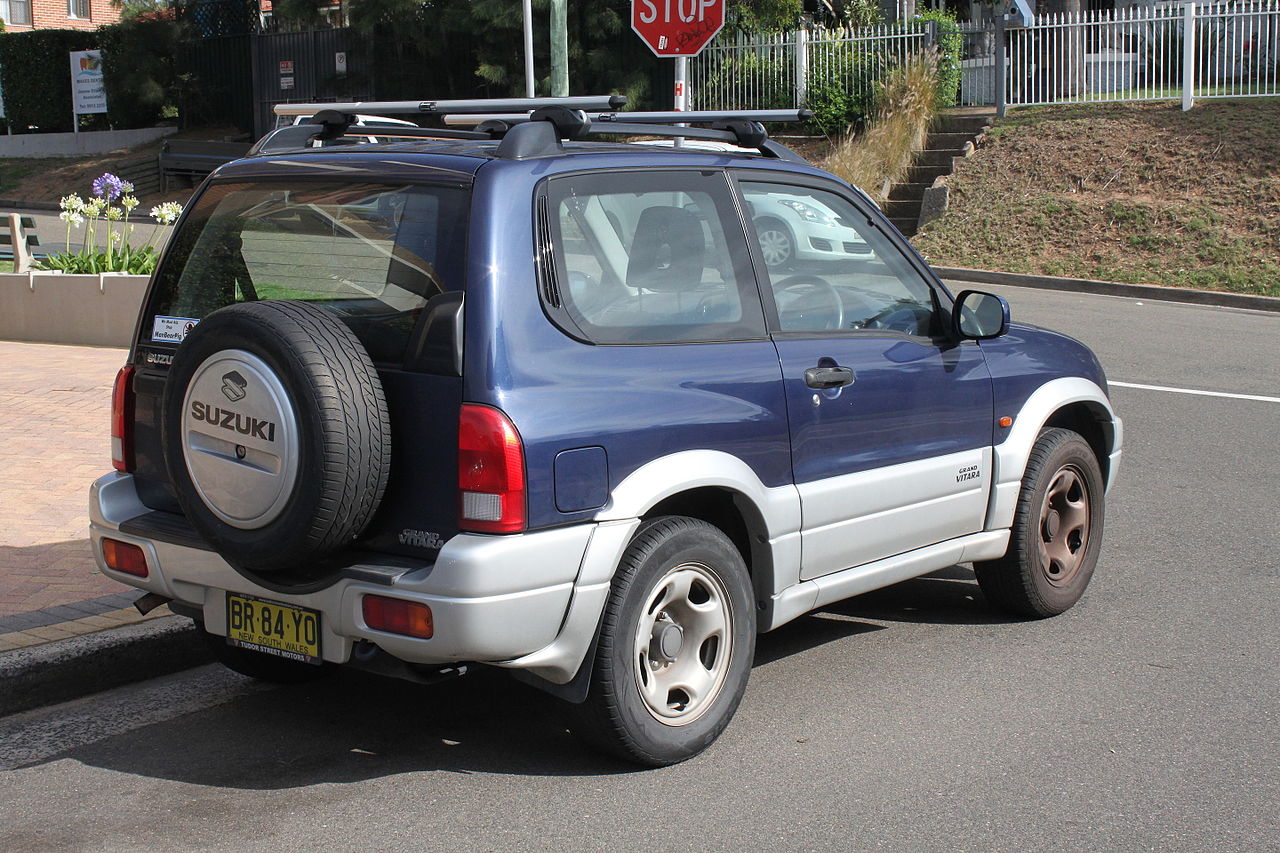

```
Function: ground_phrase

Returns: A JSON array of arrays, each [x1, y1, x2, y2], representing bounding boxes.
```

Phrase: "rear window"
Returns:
[[147, 180, 469, 363]]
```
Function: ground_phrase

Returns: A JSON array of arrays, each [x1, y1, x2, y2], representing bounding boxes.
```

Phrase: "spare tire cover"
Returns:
[[163, 300, 391, 576]]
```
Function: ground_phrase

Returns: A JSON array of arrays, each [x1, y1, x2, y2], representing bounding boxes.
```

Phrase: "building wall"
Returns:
[[4, 0, 123, 31]]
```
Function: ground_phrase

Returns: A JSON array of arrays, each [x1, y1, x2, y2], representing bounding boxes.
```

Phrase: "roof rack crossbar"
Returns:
[[272, 95, 626, 118], [484, 107, 809, 163], [248, 121, 494, 156], [442, 109, 812, 127]]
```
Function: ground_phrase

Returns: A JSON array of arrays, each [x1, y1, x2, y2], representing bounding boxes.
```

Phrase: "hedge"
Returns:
[[0, 29, 99, 133]]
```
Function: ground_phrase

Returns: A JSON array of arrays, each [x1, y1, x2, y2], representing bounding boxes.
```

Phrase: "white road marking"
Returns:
[[1111, 381, 1280, 404]]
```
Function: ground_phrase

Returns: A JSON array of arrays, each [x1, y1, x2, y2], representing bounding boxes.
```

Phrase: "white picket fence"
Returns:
[[688, 24, 933, 112], [689, 1, 1280, 112]]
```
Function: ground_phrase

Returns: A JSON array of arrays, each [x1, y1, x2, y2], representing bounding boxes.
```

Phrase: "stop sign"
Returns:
[[632, 0, 725, 58]]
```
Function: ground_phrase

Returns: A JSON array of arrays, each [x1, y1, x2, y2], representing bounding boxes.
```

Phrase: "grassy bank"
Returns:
[[913, 100, 1280, 297]]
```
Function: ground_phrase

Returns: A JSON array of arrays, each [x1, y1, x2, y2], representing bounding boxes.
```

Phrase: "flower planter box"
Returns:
[[0, 271, 151, 348]]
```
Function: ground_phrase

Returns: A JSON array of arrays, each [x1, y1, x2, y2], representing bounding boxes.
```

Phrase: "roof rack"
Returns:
[[250, 97, 812, 163], [247, 109, 496, 156], [484, 107, 814, 162], [442, 109, 808, 127], [270, 95, 627, 118]]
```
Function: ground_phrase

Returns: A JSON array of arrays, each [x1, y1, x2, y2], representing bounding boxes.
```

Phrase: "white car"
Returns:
[[746, 190, 875, 270]]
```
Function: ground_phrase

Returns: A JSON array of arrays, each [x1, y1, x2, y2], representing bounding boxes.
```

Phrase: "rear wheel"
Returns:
[[975, 427, 1105, 617], [572, 517, 756, 766]]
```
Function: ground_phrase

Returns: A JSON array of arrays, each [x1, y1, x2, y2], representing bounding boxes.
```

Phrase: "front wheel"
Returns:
[[755, 217, 796, 270], [975, 427, 1105, 617], [572, 516, 756, 766]]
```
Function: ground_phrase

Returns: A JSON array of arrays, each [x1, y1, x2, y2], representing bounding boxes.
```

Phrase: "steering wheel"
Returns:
[[863, 303, 932, 336], [773, 275, 844, 331]]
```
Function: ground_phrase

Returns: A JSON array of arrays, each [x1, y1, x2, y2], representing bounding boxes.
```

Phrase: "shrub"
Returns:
[[823, 49, 940, 202], [909, 9, 963, 108], [99, 17, 181, 129], [0, 30, 99, 133], [804, 43, 886, 135]]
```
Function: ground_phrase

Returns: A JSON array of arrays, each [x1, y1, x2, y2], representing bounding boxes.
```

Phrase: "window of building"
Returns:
[[1, 0, 33, 26], [69, 0, 91, 19]]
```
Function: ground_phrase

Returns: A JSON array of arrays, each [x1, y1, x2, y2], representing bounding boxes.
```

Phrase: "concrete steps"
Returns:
[[888, 182, 930, 201], [888, 109, 994, 237]]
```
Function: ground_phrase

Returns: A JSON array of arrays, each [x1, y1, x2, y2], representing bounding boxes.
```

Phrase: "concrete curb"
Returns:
[[0, 615, 212, 718], [0, 199, 60, 212], [935, 266, 1280, 313]]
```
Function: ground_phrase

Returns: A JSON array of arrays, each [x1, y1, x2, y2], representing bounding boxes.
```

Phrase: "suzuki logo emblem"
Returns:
[[221, 371, 247, 402]]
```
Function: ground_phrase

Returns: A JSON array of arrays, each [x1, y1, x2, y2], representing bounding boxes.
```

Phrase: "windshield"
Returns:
[[147, 180, 469, 363]]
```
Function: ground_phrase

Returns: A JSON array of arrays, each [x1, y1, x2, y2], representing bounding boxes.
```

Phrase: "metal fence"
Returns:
[[692, 1, 1280, 114], [688, 25, 931, 111]]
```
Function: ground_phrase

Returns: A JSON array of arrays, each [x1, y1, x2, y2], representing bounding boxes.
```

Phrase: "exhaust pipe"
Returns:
[[133, 592, 172, 615]]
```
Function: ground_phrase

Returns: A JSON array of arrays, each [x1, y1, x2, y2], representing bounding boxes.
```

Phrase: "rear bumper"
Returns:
[[89, 472, 594, 667]]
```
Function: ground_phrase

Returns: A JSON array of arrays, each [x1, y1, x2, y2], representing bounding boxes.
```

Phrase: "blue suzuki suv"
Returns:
[[90, 98, 1122, 765]]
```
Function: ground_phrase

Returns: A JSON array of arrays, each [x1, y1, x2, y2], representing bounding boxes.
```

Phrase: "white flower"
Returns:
[[60, 210, 85, 227], [150, 202, 183, 226], [105, 207, 123, 222], [60, 194, 85, 214], [121, 181, 135, 194], [121, 195, 140, 212]]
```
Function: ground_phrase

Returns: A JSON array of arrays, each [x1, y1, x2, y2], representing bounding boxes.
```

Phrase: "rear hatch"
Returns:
[[127, 165, 472, 564]]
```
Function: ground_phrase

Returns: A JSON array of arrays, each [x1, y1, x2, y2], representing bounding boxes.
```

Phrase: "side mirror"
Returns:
[[952, 290, 1010, 340]]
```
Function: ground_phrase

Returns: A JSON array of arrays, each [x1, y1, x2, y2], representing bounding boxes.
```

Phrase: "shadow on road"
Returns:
[[29, 564, 1011, 784], [825, 565, 1019, 627]]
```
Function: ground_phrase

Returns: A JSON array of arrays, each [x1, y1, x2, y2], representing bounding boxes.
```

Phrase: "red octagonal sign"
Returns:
[[632, 0, 725, 58]]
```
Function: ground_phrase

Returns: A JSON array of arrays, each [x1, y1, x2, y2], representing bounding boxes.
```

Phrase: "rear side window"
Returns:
[[541, 170, 765, 344], [148, 180, 468, 364]]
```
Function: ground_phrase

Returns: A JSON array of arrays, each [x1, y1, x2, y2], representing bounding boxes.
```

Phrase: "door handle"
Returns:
[[804, 365, 855, 389]]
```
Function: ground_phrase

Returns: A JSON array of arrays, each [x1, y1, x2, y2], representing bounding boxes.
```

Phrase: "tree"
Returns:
[[112, 0, 173, 20], [807, 0, 881, 27]]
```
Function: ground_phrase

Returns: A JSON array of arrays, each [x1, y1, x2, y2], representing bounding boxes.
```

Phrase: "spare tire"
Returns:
[[162, 300, 391, 576]]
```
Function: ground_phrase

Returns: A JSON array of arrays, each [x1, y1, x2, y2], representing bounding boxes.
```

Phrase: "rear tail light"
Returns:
[[362, 595, 433, 639], [102, 538, 148, 577], [111, 365, 136, 472], [458, 404, 526, 533]]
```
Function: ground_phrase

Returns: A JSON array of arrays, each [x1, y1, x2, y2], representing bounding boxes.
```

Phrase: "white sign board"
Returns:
[[70, 50, 108, 115]]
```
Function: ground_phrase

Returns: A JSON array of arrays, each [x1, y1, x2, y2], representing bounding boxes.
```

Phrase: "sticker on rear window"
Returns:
[[152, 316, 199, 343]]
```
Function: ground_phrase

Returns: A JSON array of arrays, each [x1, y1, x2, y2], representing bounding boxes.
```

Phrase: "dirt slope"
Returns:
[[913, 100, 1280, 296]]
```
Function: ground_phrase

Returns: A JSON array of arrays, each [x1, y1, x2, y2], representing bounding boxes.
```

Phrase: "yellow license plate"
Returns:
[[225, 592, 321, 665]]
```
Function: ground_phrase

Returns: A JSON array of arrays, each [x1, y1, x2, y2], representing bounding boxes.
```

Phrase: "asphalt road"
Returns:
[[2, 285, 1277, 853]]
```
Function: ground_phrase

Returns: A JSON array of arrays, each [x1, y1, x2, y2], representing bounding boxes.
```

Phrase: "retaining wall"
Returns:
[[0, 272, 148, 347], [0, 127, 176, 158]]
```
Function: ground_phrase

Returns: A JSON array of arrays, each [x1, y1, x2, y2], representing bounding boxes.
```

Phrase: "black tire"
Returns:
[[571, 516, 756, 766], [162, 300, 391, 577], [201, 629, 331, 684], [755, 217, 796, 270], [975, 427, 1105, 617]]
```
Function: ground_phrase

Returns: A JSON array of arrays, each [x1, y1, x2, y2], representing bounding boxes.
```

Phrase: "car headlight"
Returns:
[[778, 199, 836, 226]]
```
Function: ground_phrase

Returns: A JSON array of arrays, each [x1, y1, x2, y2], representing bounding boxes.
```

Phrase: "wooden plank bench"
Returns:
[[1, 214, 42, 273], [159, 140, 251, 193]]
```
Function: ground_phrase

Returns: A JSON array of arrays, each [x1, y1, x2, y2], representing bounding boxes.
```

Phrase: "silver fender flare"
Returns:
[[986, 376, 1123, 531], [502, 450, 801, 684]]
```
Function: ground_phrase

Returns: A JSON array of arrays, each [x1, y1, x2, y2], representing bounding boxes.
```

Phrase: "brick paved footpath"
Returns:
[[0, 341, 167, 652]]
